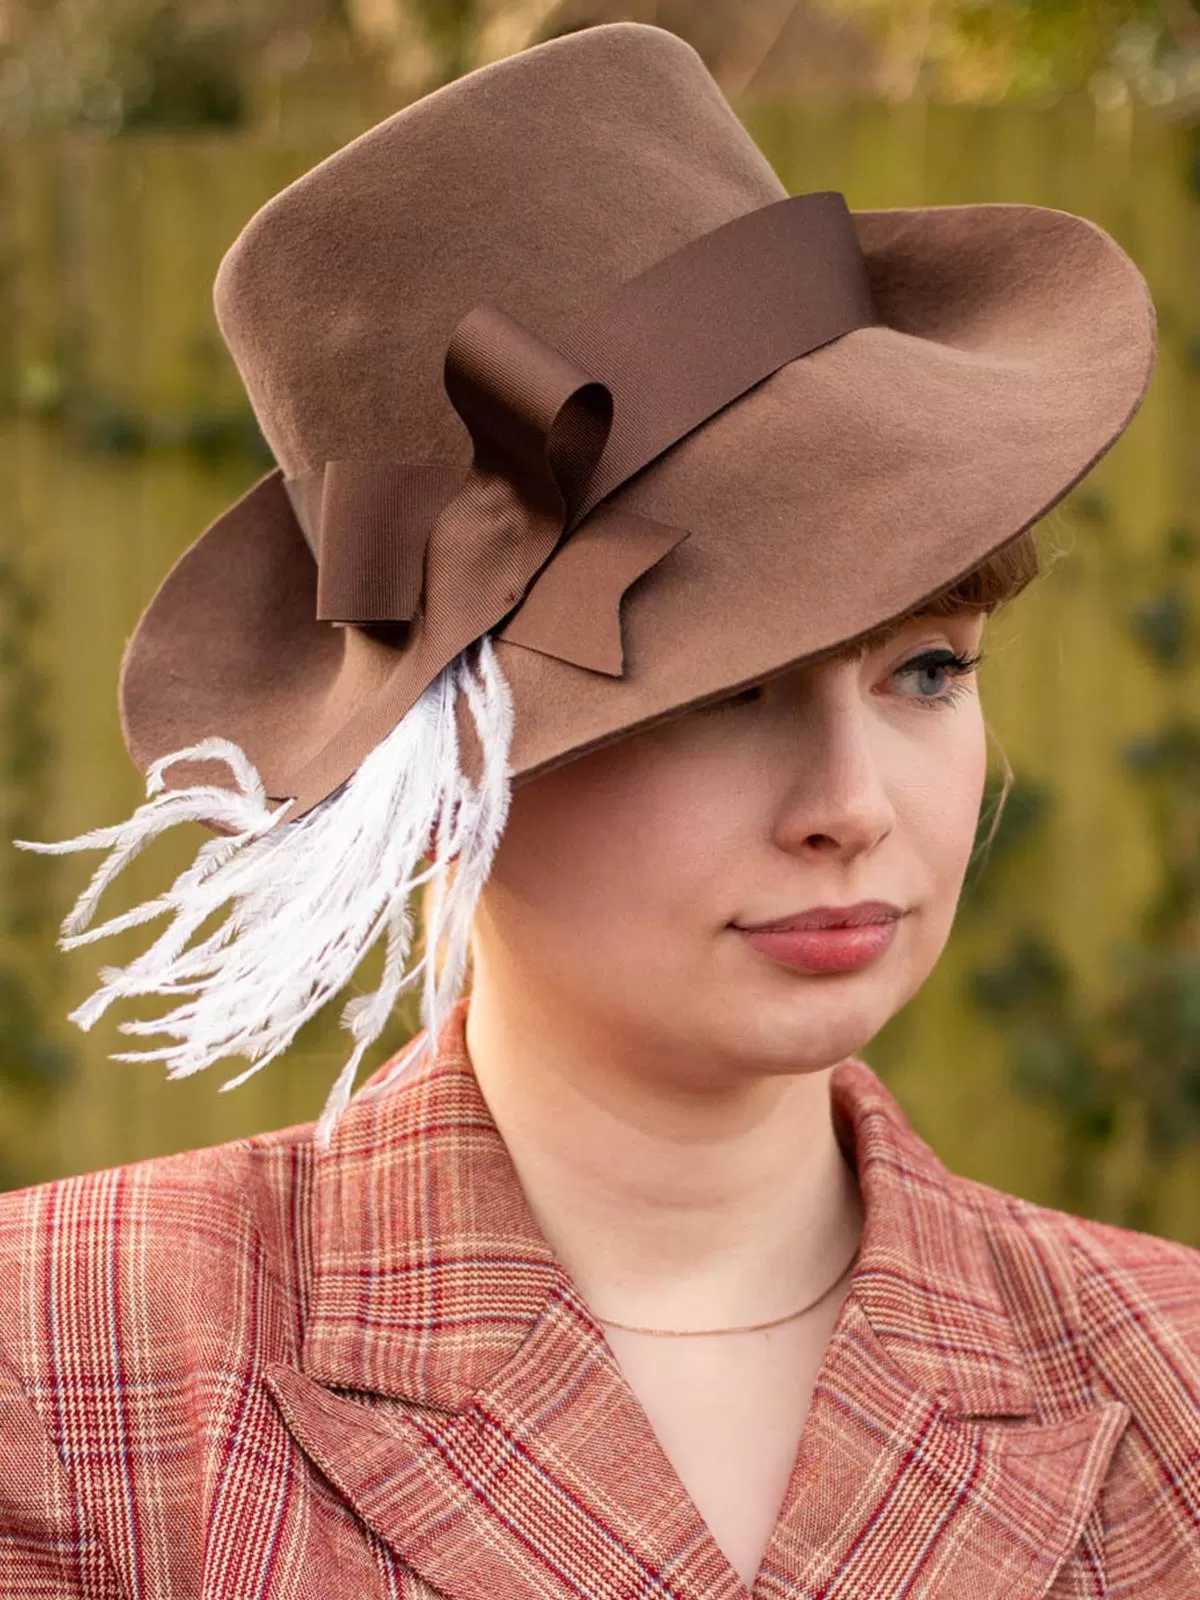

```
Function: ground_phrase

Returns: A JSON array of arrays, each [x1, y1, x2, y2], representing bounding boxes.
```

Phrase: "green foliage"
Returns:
[[70, 400, 275, 463], [0, 0, 335, 133], [822, 0, 1199, 106], [0, 551, 73, 1190], [3, 0, 1199, 134], [966, 520, 1200, 1234], [111, 6, 244, 129], [409, 0, 480, 85], [961, 772, 1055, 912]]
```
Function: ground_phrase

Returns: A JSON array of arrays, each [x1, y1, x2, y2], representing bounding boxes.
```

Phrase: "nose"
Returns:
[[769, 674, 896, 863]]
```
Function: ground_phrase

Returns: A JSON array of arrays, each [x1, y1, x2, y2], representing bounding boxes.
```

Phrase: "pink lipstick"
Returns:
[[734, 901, 904, 974]]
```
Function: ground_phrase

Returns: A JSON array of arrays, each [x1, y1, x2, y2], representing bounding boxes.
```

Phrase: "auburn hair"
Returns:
[[825, 528, 1040, 661]]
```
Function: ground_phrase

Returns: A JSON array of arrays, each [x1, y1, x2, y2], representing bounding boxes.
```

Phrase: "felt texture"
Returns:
[[118, 20, 1157, 816]]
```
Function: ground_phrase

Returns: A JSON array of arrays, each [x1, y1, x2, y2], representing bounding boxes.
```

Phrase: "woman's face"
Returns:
[[471, 609, 989, 1081]]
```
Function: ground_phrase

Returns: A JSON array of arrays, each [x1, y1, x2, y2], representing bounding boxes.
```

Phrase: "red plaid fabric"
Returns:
[[1, 995, 1198, 1598]]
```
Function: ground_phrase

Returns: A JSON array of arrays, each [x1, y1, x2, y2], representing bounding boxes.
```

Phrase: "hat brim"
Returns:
[[120, 200, 1154, 815]]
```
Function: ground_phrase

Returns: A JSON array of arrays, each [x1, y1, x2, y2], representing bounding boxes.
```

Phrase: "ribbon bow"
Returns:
[[283, 190, 880, 684], [284, 307, 686, 675]]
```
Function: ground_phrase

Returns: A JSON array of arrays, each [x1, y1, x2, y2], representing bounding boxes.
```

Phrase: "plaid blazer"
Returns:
[[2, 997, 1199, 1600]]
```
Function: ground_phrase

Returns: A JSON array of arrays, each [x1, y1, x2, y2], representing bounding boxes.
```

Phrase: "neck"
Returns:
[[462, 973, 863, 1330]]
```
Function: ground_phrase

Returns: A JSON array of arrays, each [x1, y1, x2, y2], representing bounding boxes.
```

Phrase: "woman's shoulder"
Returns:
[[959, 1166, 1200, 1372], [972, 1169, 1200, 1286], [0, 1115, 316, 1245], [0, 1117, 319, 1390], [842, 1056, 1200, 1371], [0, 1121, 325, 1592]]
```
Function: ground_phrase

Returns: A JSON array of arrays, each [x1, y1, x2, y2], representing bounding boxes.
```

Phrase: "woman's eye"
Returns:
[[892, 648, 983, 710], [699, 655, 982, 718]]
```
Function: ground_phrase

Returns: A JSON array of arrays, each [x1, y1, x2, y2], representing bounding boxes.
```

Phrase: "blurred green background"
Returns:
[[0, 1, 1197, 1243]]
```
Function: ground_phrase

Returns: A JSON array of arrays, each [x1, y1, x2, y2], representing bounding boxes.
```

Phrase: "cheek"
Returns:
[[484, 736, 743, 942], [904, 711, 989, 883]]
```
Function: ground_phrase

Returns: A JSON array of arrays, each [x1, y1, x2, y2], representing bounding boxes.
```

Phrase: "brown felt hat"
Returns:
[[119, 20, 1157, 822]]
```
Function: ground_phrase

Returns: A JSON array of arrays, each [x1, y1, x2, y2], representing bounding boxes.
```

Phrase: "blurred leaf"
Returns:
[[1072, 488, 1112, 528], [1129, 583, 1193, 671], [969, 928, 1074, 1019], [1122, 717, 1200, 778], [960, 773, 1053, 913], [1164, 521, 1199, 564]]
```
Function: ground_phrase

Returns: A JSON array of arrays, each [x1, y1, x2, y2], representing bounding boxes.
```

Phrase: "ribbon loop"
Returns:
[[444, 304, 614, 535]]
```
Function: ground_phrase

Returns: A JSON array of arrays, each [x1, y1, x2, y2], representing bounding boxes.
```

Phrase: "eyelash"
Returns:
[[894, 647, 984, 711], [711, 648, 984, 714]]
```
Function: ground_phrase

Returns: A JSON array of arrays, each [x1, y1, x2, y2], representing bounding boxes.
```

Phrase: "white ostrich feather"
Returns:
[[15, 636, 515, 1145]]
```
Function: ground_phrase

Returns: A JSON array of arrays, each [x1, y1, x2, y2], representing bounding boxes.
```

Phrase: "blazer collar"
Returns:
[[828, 1060, 1035, 1418], [268, 1000, 1128, 1600], [298, 999, 562, 1409], [300, 996, 1032, 1417]]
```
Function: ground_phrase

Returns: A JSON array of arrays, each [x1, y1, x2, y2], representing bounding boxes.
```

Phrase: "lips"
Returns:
[[736, 899, 903, 933], [737, 920, 899, 975]]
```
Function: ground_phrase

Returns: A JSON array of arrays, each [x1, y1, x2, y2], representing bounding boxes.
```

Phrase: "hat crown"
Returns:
[[213, 23, 786, 477]]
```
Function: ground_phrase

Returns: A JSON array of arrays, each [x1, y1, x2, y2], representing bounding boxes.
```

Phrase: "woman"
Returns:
[[2, 20, 1197, 1599]]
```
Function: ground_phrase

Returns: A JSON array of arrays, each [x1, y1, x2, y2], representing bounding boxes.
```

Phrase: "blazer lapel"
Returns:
[[268, 1003, 746, 1600], [266, 1286, 745, 1600], [267, 1004, 1129, 1600], [754, 1298, 1126, 1599], [752, 1063, 1129, 1600]]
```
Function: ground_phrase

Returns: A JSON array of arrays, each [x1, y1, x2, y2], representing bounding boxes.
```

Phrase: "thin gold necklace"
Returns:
[[593, 1249, 859, 1338]]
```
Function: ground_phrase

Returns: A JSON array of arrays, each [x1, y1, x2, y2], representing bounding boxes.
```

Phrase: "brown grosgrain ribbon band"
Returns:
[[283, 190, 879, 676]]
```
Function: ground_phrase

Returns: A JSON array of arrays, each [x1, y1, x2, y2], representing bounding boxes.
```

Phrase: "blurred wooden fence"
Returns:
[[0, 97, 1197, 1237]]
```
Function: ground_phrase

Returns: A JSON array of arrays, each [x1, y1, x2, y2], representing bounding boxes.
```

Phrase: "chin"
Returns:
[[695, 987, 893, 1077]]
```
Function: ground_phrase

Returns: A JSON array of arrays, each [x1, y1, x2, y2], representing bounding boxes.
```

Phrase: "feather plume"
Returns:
[[15, 636, 515, 1145]]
